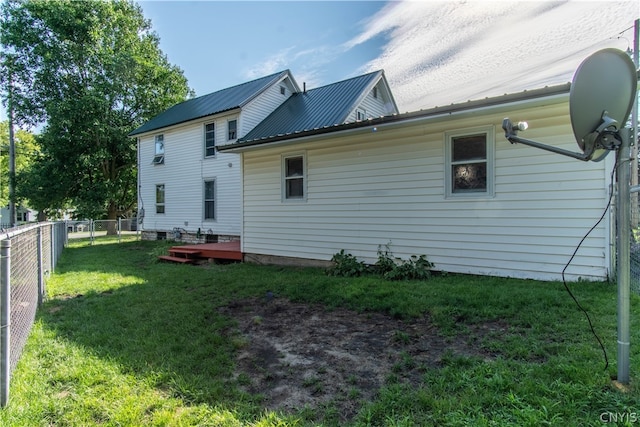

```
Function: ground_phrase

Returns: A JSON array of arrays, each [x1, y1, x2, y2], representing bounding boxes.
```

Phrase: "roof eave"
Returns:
[[128, 106, 242, 138], [218, 83, 571, 152]]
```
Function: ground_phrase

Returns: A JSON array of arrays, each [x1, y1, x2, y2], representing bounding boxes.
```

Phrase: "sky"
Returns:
[[137, 0, 638, 114], [0, 0, 637, 124]]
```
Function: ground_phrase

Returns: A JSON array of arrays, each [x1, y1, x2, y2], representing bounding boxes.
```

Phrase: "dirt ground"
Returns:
[[219, 296, 508, 422]]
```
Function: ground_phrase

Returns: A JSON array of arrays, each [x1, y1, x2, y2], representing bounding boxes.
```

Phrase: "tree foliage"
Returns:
[[0, 120, 37, 207], [0, 0, 192, 219]]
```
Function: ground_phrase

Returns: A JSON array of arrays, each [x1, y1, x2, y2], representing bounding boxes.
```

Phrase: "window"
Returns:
[[280, 86, 286, 95], [153, 135, 164, 165], [228, 119, 237, 140], [373, 86, 378, 99], [156, 184, 165, 213], [445, 126, 494, 197], [356, 108, 366, 121], [204, 123, 215, 157], [204, 180, 215, 220], [283, 154, 305, 200]]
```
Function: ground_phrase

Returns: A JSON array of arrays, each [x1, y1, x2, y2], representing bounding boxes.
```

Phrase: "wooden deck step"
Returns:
[[158, 255, 196, 264], [169, 248, 202, 257]]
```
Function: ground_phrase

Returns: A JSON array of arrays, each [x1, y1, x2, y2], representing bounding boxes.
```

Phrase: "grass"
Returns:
[[1, 236, 639, 426]]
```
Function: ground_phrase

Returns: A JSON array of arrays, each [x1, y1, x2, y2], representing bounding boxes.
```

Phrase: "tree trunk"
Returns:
[[106, 203, 118, 235]]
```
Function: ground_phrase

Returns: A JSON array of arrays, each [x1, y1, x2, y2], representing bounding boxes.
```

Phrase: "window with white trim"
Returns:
[[445, 126, 494, 198], [204, 123, 215, 157], [228, 119, 237, 140], [283, 154, 305, 200], [156, 184, 165, 213], [356, 108, 366, 121], [153, 134, 164, 165], [204, 180, 215, 220]]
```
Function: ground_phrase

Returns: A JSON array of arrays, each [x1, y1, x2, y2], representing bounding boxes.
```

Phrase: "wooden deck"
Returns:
[[158, 241, 242, 264]]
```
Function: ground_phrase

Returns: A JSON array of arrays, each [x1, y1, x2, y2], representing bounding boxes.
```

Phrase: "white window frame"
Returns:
[[227, 119, 237, 141], [444, 125, 495, 199], [356, 108, 366, 121], [204, 123, 216, 158], [203, 179, 216, 221], [153, 134, 165, 165], [282, 152, 307, 202], [155, 184, 165, 214]]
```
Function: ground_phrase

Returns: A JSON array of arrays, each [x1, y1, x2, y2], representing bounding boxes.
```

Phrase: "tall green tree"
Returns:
[[0, 120, 37, 207], [0, 0, 192, 221]]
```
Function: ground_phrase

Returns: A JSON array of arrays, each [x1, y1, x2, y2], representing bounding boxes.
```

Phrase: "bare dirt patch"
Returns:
[[219, 296, 507, 422]]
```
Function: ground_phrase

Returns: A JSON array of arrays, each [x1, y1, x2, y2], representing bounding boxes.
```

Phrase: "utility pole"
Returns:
[[7, 57, 16, 229]]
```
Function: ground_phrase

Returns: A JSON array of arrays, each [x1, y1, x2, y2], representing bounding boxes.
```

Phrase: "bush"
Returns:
[[327, 244, 435, 281], [375, 242, 434, 281], [326, 249, 368, 277]]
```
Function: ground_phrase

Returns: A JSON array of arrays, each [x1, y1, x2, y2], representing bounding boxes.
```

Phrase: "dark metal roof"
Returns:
[[238, 70, 385, 144], [219, 83, 573, 152], [129, 70, 292, 136]]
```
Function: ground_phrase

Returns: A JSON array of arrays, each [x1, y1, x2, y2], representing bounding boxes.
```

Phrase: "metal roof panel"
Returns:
[[129, 70, 291, 136], [239, 71, 383, 143]]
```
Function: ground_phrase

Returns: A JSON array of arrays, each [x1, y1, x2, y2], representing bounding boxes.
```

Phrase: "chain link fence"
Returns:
[[0, 222, 66, 406], [66, 219, 139, 244]]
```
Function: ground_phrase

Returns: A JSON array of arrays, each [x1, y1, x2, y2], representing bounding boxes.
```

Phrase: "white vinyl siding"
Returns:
[[239, 76, 296, 138], [240, 97, 610, 281], [346, 83, 396, 122], [137, 120, 240, 236]]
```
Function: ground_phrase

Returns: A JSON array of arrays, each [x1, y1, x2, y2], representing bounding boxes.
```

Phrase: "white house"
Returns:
[[130, 70, 398, 244], [218, 83, 615, 281]]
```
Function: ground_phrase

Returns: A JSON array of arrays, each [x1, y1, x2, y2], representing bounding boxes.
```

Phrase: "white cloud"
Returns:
[[350, 0, 637, 112]]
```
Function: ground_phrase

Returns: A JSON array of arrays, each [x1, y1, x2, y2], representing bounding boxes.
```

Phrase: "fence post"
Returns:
[[0, 239, 11, 407], [90, 219, 94, 245], [37, 226, 44, 305], [118, 218, 121, 243]]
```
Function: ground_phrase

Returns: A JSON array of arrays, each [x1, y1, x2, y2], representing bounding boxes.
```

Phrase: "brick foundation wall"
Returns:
[[141, 229, 239, 244]]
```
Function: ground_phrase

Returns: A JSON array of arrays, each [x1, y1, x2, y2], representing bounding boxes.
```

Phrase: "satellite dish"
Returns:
[[569, 48, 637, 162], [503, 47, 637, 162]]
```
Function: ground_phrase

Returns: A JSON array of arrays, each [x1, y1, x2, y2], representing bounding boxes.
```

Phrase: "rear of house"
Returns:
[[130, 70, 300, 243], [220, 85, 613, 281]]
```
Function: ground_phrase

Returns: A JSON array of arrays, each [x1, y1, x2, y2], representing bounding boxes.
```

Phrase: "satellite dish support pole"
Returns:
[[616, 126, 631, 385]]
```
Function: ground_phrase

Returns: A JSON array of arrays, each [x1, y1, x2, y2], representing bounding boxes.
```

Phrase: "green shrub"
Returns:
[[375, 242, 434, 281], [326, 249, 367, 277]]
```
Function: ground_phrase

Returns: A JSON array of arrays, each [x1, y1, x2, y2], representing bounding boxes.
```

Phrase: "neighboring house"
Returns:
[[218, 83, 614, 281], [0, 205, 38, 228], [130, 69, 397, 243]]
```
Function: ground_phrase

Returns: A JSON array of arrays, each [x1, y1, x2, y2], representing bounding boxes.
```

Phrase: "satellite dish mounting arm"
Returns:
[[502, 112, 621, 162], [502, 118, 592, 161]]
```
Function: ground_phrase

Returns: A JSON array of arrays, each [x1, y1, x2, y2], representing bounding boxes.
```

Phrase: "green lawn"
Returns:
[[1, 237, 638, 426]]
